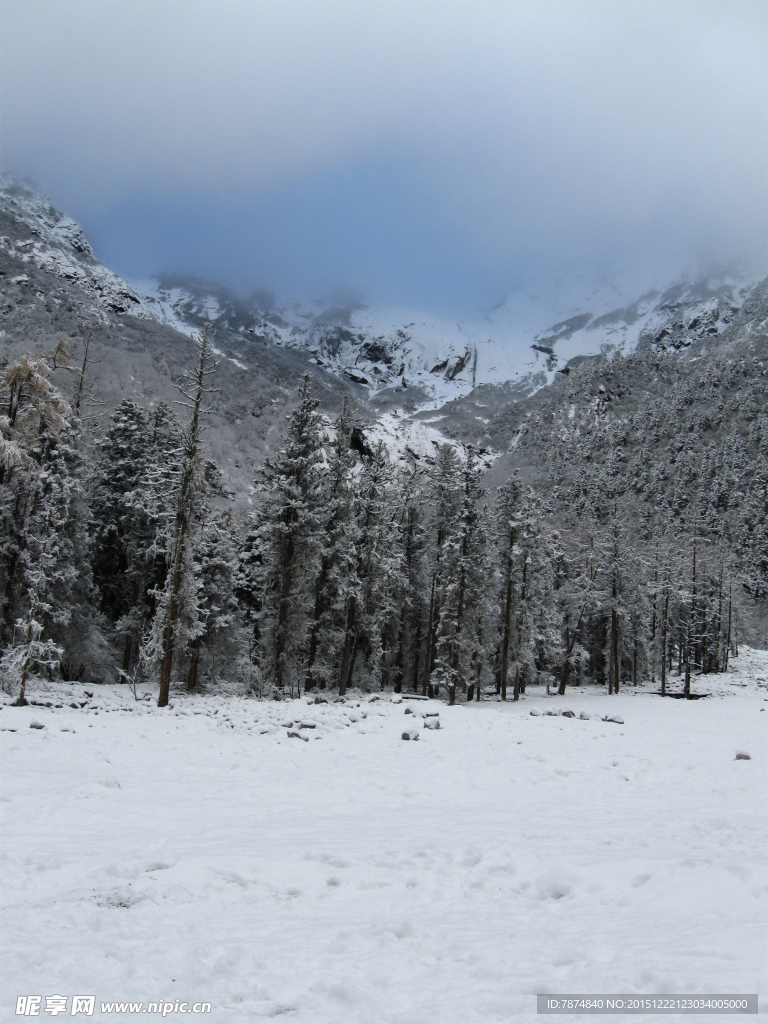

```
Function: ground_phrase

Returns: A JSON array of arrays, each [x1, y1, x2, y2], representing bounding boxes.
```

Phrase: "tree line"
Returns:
[[0, 331, 749, 707]]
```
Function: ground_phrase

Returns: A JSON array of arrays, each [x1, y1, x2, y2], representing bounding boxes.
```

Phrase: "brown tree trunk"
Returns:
[[187, 635, 201, 691], [304, 571, 326, 693], [422, 572, 437, 695], [500, 572, 513, 701], [274, 537, 294, 693], [158, 548, 183, 708], [338, 597, 356, 696], [661, 590, 669, 696]]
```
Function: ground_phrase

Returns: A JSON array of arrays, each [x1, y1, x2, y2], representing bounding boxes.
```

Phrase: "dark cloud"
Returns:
[[2, 0, 766, 311]]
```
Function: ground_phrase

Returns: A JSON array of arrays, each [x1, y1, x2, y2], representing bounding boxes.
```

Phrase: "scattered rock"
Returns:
[[423, 719, 440, 730], [529, 709, 542, 716], [560, 709, 575, 718], [287, 730, 309, 742], [29, 721, 45, 730], [602, 715, 624, 725], [401, 730, 420, 741], [579, 711, 600, 721], [424, 712, 440, 718], [735, 751, 751, 760], [298, 721, 317, 729], [404, 707, 413, 715]]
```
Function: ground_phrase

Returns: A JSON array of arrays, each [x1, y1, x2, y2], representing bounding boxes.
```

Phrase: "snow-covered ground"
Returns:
[[1, 652, 766, 1023]]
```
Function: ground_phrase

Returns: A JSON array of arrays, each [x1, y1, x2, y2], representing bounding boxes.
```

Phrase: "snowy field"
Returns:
[[2, 652, 766, 1024]]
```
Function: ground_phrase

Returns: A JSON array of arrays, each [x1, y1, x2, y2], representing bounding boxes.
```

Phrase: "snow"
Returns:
[[1, 652, 766, 1023]]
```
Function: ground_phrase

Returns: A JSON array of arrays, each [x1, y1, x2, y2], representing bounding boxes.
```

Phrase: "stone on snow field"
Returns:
[[1, 651, 766, 1023]]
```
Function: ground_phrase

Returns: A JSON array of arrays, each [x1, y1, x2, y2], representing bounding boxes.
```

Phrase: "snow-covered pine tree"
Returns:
[[388, 460, 426, 693], [420, 443, 462, 696], [431, 445, 488, 704], [185, 495, 239, 691], [335, 439, 404, 694], [238, 374, 325, 697], [0, 344, 95, 698], [303, 394, 356, 693], [555, 521, 601, 695], [90, 399, 180, 674], [491, 473, 543, 700]]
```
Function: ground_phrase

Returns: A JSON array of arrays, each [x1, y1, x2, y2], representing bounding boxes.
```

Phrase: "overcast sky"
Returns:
[[2, 0, 767, 312]]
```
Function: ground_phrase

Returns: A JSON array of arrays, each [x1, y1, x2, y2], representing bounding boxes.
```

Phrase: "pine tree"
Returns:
[[336, 440, 404, 694], [238, 374, 324, 696], [303, 394, 355, 692], [491, 473, 542, 700], [185, 501, 239, 691], [0, 344, 94, 698], [388, 461, 425, 693], [431, 446, 487, 704], [420, 443, 462, 696], [90, 399, 180, 673]]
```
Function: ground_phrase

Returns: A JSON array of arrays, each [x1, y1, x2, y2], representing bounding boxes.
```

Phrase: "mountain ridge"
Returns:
[[4, 172, 765, 410]]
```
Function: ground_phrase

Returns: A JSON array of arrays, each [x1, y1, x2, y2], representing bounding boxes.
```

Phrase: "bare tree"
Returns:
[[156, 326, 217, 708]]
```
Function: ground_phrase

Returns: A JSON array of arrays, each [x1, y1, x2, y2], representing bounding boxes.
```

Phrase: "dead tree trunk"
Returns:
[[158, 326, 215, 708]]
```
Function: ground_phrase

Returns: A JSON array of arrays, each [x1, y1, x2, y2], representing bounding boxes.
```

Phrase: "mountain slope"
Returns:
[[137, 268, 766, 407]]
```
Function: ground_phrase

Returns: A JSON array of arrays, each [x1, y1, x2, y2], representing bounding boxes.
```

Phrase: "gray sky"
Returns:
[[2, 0, 767, 312]]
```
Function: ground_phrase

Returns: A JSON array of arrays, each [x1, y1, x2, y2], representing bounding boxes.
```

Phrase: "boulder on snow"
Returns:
[[423, 719, 440, 730], [401, 730, 420, 741], [735, 750, 751, 760], [29, 721, 45, 730], [602, 714, 624, 725], [560, 709, 576, 718], [529, 709, 542, 716]]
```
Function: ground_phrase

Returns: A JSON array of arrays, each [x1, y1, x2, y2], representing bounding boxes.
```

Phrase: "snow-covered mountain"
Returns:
[[0, 175, 152, 321], [136, 268, 764, 406], [2, 174, 766, 416]]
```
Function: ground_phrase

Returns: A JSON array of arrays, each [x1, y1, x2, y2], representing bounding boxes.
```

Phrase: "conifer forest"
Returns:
[[2, 323, 765, 707]]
